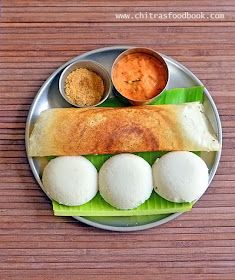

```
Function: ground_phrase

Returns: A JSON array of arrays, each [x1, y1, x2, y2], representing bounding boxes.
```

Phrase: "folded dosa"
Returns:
[[28, 102, 220, 156]]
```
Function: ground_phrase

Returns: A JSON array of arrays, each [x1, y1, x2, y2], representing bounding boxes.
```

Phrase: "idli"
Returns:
[[42, 156, 98, 206], [152, 151, 209, 203], [99, 154, 153, 210]]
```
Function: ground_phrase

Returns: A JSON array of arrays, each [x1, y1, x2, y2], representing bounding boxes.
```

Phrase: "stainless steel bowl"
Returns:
[[59, 60, 112, 107], [111, 47, 169, 106]]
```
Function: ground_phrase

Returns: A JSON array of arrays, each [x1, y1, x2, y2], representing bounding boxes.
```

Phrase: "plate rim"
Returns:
[[25, 45, 222, 232]]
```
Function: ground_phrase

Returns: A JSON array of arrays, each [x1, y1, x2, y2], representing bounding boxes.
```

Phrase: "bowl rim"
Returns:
[[59, 59, 112, 108]]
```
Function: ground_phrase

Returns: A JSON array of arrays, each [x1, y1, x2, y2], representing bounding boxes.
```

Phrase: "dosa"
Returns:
[[28, 102, 220, 156]]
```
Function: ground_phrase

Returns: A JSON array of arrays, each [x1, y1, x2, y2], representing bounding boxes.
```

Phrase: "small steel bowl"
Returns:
[[59, 60, 112, 107], [111, 47, 169, 106]]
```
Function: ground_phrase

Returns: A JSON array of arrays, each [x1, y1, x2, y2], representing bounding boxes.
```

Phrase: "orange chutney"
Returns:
[[112, 52, 167, 101]]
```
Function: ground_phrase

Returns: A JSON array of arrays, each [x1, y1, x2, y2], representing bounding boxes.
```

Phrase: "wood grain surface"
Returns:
[[0, 0, 235, 279]]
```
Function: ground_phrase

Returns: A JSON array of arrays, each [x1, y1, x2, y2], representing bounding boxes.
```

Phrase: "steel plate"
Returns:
[[25, 46, 222, 231]]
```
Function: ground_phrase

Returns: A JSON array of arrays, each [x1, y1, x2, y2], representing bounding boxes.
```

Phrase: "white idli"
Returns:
[[99, 154, 153, 210], [42, 156, 98, 206], [152, 151, 209, 203]]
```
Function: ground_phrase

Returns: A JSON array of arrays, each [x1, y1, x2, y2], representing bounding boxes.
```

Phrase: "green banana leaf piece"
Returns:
[[53, 86, 203, 216]]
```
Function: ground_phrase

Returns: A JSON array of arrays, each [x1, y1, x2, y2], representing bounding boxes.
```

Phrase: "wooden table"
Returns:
[[0, 1, 234, 279]]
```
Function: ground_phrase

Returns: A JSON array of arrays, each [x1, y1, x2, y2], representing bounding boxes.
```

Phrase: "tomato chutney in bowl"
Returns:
[[111, 48, 169, 105]]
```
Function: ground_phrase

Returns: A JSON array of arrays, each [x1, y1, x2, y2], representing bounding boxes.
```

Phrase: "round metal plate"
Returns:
[[25, 46, 222, 232]]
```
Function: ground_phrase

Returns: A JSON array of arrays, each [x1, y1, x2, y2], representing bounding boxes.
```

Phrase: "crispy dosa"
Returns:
[[28, 102, 220, 156]]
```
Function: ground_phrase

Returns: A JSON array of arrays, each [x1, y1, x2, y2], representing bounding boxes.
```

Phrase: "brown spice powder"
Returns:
[[65, 68, 104, 106]]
